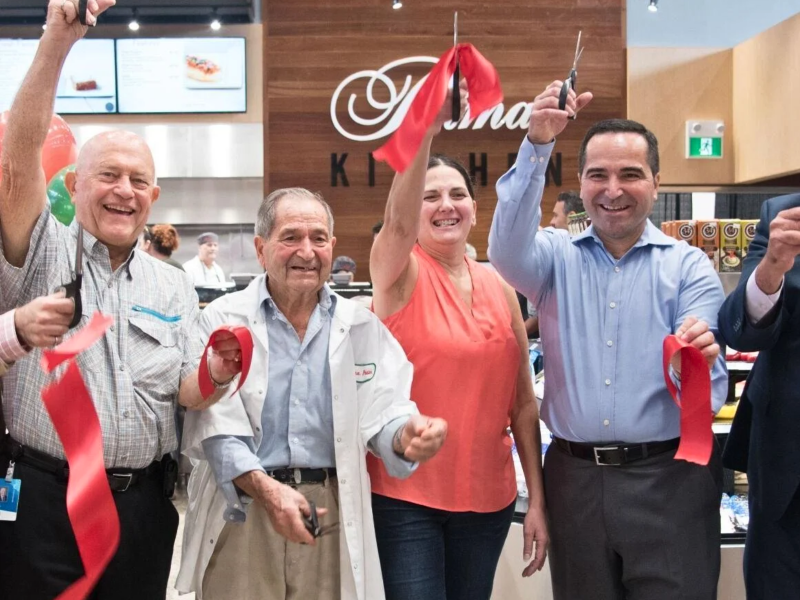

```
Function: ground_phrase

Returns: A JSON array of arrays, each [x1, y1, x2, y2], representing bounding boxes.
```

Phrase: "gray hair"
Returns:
[[255, 187, 335, 238]]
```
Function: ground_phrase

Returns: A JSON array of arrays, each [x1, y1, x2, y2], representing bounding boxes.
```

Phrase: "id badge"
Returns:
[[0, 479, 21, 522]]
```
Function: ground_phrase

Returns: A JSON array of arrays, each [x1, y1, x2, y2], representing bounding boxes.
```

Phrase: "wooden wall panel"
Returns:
[[733, 12, 800, 183], [627, 47, 734, 186], [263, 0, 626, 274]]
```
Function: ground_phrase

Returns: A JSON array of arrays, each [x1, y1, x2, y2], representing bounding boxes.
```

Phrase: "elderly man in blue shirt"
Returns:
[[488, 81, 728, 600]]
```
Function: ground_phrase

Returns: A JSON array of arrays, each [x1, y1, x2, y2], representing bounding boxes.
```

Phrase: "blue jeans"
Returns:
[[371, 493, 516, 600]]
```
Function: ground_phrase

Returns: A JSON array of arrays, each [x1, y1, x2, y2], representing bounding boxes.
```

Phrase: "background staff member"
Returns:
[[549, 190, 584, 230], [489, 82, 728, 600], [184, 232, 226, 284], [718, 194, 800, 600], [0, 2, 244, 598]]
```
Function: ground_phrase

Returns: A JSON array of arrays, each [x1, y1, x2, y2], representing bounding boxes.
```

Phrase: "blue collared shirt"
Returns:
[[203, 280, 412, 519], [488, 137, 728, 443]]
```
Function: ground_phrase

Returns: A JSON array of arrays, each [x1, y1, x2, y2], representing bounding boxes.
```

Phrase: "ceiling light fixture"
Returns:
[[210, 18, 221, 30], [648, 0, 658, 12], [129, 8, 140, 30], [392, 0, 403, 10]]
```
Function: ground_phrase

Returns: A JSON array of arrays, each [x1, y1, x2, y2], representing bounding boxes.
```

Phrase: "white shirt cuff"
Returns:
[[745, 268, 783, 324], [0, 309, 27, 365]]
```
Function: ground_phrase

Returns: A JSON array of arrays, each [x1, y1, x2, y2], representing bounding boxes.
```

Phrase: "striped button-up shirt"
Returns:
[[0, 211, 203, 468]]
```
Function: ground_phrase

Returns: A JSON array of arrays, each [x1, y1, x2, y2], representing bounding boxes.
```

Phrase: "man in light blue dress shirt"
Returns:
[[489, 82, 728, 600], [178, 188, 447, 600]]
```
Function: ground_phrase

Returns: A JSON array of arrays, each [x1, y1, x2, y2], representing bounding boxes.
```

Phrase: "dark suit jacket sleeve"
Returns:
[[718, 199, 787, 352]]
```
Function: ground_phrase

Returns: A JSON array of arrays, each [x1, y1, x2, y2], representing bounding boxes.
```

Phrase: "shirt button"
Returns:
[[539, 156, 546, 163], [353, 563, 358, 570], [340, 479, 346, 485], [294, 399, 300, 406], [334, 395, 339, 401], [609, 302, 616, 309], [233, 503, 240, 509], [603, 419, 610, 426], [296, 360, 302, 367], [107, 280, 113, 288], [122, 410, 130, 418], [614, 266, 621, 273], [605, 379, 611, 386], [529, 156, 537, 164], [336, 437, 342, 443], [119, 365, 125, 371], [347, 521, 353, 527], [258, 390, 264, 395], [606, 340, 613, 347], [110, 325, 115, 331], [293, 437, 299, 444]]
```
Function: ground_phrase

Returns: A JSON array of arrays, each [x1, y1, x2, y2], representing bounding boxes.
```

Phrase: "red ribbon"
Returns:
[[662, 334, 713, 465], [198, 325, 254, 399], [372, 43, 503, 173], [40, 312, 119, 600]]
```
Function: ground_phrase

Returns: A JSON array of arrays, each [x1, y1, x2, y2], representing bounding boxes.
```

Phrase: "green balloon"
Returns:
[[47, 164, 76, 226]]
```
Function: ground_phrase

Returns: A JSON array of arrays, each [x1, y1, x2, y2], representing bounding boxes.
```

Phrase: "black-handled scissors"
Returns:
[[61, 225, 83, 330], [302, 501, 339, 539], [451, 11, 460, 122], [77, 0, 89, 25], [558, 30, 584, 119]]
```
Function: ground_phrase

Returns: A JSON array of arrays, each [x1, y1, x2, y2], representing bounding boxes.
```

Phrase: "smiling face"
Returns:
[[254, 195, 336, 298], [579, 132, 660, 256], [66, 131, 160, 259], [418, 165, 476, 254]]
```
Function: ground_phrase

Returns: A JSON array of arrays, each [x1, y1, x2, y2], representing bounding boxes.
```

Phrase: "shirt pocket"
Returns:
[[127, 316, 183, 398]]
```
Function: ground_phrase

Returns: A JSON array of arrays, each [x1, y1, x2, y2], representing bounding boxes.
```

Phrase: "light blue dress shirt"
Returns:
[[203, 281, 413, 520], [488, 137, 728, 444]]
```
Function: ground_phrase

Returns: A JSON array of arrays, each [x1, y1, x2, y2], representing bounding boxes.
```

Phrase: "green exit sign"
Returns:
[[688, 136, 723, 158]]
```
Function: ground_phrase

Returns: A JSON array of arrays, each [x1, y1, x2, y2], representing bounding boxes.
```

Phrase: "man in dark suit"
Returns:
[[718, 193, 800, 600]]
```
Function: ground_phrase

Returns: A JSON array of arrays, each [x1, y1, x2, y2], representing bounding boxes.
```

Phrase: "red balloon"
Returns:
[[0, 111, 77, 185]]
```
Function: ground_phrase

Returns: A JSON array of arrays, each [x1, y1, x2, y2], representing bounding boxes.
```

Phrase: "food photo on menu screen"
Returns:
[[56, 39, 117, 113], [0, 38, 117, 114], [116, 37, 246, 113]]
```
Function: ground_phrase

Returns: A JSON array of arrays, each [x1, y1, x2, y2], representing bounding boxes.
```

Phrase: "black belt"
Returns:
[[6, 439, 161, 493], [267, 467, 337, 485], [554, 437, 680, 466]]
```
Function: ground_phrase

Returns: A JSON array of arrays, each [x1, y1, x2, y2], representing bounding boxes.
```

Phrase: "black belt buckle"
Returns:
[[593, 446, 623, 466], [110, 473, 133, 492]]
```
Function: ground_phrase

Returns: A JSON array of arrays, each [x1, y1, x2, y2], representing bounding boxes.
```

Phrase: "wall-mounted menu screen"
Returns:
[[0, 39, 117, 114], [116, 37, 247, 114]]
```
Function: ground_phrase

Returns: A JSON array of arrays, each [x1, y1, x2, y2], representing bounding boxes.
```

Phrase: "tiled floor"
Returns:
[[167, 488, 194, 600]]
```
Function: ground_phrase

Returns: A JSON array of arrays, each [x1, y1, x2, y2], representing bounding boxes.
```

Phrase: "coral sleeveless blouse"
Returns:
[[368, 245, 519, 512]]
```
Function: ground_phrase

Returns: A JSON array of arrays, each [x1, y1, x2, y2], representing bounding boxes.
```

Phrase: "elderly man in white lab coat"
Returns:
[[177, 188, 447, 600]]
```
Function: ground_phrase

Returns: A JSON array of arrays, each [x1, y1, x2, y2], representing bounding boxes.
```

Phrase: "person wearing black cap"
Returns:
[[330, 255, 357, 284], [183, 231, 226, 284]]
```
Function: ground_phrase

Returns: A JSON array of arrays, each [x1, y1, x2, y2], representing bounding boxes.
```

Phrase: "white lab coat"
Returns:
[[176, 275, 418, 600], [183, 256, 226, 285]]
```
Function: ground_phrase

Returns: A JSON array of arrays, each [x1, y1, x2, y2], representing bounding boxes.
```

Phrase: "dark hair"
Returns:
[[578, 119, 660, 177], [556, 191, 584, 215], [372, 220, 383, 235], [150, 224, 180, 257], [427, 154, 476, 199]]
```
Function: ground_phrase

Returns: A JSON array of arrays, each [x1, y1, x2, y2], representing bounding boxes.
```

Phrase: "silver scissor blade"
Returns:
[[573, 30, 583, 67], [75, 225, 83, 277], [454, 11, 458, 47]]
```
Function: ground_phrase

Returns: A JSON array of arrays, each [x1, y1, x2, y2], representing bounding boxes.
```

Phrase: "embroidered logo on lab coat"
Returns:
[[354, 363, 376, 383]]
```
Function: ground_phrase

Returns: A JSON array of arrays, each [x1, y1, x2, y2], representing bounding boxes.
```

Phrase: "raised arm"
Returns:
[[370, 85, 465, 318], [0, 0, 111, 267]]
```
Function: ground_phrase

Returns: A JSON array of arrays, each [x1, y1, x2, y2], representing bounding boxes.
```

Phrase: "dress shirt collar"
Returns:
[[70, 220, 138, 277], [258, 277, 337, 320], [571, 219, 677, 252]]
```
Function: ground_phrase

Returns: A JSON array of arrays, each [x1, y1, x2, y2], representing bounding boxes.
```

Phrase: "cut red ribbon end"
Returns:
[[373, 43, 503, 173], [663, 335, 714, 466], [198, 325, 255, 399], [40, 312, 119, 600]]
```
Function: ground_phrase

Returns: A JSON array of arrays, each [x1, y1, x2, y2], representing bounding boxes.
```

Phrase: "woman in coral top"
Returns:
[[368, 98, 548, 600]]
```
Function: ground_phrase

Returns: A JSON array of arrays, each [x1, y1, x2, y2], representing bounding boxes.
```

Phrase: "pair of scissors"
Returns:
[[61, 225, 84, 329], [558, 30, 584, 119], [302, 501, 339, 539], [451, 11, 460, 122]]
